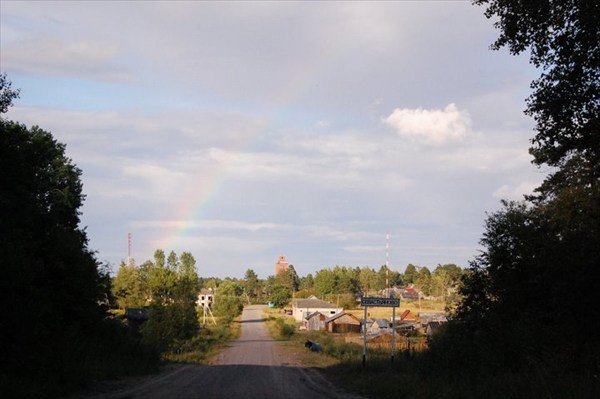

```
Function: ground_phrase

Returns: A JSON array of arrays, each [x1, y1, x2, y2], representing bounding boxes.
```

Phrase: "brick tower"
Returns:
[[275, 255, 289, 275]]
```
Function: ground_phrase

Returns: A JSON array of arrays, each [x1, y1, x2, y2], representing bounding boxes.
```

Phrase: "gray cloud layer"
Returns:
[[1, 1, 542, 278]]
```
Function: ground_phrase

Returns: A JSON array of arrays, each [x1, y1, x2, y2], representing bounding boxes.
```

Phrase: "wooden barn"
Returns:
[[324, 312, 361, 334], [305, 311, 328, 331]]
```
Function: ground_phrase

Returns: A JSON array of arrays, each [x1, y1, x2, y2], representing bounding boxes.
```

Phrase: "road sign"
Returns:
[[361, 297, 400, 307]]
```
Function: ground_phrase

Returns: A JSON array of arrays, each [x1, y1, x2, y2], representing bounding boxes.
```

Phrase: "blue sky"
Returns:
[[1, 1, 543, 279]]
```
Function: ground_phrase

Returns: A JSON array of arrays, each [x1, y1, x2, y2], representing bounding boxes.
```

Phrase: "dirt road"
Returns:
[[79, 305, 363, 399]]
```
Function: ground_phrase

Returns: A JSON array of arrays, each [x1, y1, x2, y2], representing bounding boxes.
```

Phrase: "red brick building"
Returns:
[[275, 255, 289, 275]]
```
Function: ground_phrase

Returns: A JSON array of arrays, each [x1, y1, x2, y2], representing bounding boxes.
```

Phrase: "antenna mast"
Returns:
[[127, 232, 132, 266], [386, 233, 390, 297]]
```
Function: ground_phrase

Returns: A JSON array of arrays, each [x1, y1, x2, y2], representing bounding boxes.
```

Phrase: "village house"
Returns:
[[401, 287, 420, 300], [324, 312, 361, 334], [292, 295, 343, 322]]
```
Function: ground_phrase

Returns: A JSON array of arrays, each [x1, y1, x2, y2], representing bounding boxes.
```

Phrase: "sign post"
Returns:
[[360, 297, 400, 367]]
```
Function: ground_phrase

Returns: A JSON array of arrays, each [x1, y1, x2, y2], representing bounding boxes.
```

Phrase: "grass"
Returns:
[[164, 316, 242, 364]]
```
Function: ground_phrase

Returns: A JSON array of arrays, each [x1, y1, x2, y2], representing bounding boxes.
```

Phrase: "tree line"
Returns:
[[177, 263, 465, 311]]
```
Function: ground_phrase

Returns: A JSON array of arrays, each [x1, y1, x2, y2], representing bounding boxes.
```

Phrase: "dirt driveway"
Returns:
[[77, 305, 363, 399]]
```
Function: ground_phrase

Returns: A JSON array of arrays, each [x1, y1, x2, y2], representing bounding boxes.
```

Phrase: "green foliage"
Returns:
[[404, 264, 418, 284], [414, 266, 432, 296], [474, 0, 600, 192], [0, 73, 20, 114], [141, 303, 199, 352], [268, 284, 291, 308], [218, 279, 243, 297], [212, 295, 243, 323], [314, 266, 362, 297], [243, 268, 260, 302], [112, 261, 146, 308]]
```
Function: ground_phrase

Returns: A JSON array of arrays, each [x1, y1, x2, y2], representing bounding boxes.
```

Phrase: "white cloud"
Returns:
[[3, 37, 131, 82], [383, 103, 472, 146]]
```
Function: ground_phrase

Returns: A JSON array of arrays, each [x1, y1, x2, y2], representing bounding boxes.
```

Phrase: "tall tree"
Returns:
[[442, 0, 600, 373], [147, 249, 176, 305], [358, 267, 378, 295], [474, 0, 600, 193], [414, 267, 432, 296], [0, 77, 124, 396], [284, 264, 301, 293], [403, 264, 418, 285], [113, 261, 146, 308]]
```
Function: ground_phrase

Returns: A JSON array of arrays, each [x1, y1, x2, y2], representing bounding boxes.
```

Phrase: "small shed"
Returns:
[[305, 311, 328, 331], [369, 318, 390, 334], [325, 312, 362, 334]]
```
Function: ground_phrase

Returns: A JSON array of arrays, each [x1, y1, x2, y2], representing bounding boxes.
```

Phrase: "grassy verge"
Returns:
[[164, 316, 242, 363]]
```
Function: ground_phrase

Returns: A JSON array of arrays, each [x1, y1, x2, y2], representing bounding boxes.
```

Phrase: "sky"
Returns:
[[0, 1, 544, 279]]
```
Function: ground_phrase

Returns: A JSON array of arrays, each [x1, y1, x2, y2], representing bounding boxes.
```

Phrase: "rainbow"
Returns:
[[154, 41, 356, 252]]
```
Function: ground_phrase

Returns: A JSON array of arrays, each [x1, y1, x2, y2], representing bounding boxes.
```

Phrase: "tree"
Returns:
[[176, 251, 199, 303], [0, 73, 20, 114], [442, 0, 600, 374], [284, 264, 301, 293], [1, 77, 135, 396], [112, 261, 146, 308], [269, 284, 292, 308], [141, 250, 199, 351], [218, 279, 243, 297], [314, 268, 338, 297], [403, 264, 418, 285], [414, 267, 432, 296], [167, 250, 180, 272], [147, 249, 177, 305], [474, 0, 600, 192], [243, 268, 260, 301], [212, 279, 243, 323], [358, 267, 378, 295]]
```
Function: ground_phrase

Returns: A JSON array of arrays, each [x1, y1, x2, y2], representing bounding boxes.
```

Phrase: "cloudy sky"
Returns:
[[1, 1, 543, 279]]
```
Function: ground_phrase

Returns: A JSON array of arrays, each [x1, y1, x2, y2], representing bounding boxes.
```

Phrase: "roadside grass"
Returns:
[[164, 316, 242, 364], [264, 308, 297, 340]]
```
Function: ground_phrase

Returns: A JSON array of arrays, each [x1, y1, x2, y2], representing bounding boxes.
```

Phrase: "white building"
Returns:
[[197, 288, 214, 308], [292, 295, 343, 322]]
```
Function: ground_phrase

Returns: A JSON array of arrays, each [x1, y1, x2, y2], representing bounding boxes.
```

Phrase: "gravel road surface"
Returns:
[[78, 305, 363, 399]]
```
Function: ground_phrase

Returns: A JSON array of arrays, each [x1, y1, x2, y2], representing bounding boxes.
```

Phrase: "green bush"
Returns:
[[212, 296, 243, 323]]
